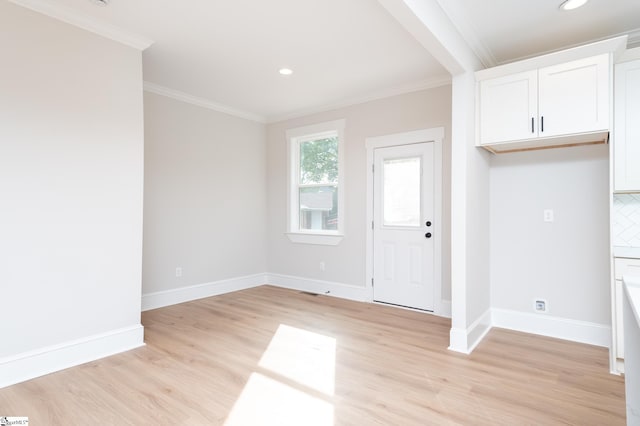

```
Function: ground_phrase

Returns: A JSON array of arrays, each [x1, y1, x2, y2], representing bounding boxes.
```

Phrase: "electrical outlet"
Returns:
[[319, 261, 326, 272], [543, 209, 554, 222], [534, 299, 547, 313], [175, 267, 182, 278]]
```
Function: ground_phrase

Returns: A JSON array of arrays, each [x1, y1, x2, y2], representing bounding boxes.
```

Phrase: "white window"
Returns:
[[286, 119, 345, 245]]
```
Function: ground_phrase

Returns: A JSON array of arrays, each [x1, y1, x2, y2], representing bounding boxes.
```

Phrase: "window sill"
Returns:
[[286, 232, 344, 246]]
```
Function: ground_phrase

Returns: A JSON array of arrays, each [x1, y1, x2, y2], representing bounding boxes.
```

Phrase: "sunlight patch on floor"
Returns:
[[224, 372, 334, 426], [224, 324, 336, 425], [259, 324, 336, 395]]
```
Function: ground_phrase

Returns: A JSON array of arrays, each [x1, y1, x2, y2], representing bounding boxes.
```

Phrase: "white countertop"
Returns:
[[614, 246, 640, 259], [625, 275, 640, 327]]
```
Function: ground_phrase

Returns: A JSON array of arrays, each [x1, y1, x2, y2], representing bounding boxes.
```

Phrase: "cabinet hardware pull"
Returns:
[[541, 116, 544, 133], [531, 117, 534, 133]]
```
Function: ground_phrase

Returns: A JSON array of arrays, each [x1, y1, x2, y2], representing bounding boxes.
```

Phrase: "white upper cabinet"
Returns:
[[614, 59, 640, 192], [477, 53, 612, 153], [479, 70, 537, 144], [538, 55, 610, 138]]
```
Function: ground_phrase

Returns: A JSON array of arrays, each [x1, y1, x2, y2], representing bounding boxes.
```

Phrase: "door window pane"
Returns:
[[383, 157, 421, 227]]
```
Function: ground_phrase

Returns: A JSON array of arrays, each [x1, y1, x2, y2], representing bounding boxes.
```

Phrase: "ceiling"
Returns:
[[441, 0, 640, 66], [14, 0, 640, 122]]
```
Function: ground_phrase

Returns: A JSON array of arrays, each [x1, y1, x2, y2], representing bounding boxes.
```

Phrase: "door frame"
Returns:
[[365, 127, 444, 315]]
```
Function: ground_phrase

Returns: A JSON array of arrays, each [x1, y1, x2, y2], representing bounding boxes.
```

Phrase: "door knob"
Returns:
[[426, 221, 432, 227], [425, 232, 432, 238]]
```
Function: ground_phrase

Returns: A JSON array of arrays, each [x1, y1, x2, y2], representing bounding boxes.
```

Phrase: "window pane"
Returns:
[[383, 157, 421, 227], [299, 137, 338, 185], [299, 186, 338, 231]]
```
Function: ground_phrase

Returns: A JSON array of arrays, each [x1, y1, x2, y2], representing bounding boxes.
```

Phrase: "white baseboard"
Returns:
[[266, 273, 369, 302], [448, 327, 469, 353], [143, 272, 447, 317], [448, 308, 492, 354], [0, 324, 144, 389], [267, 273, 450, 317], [468, 309, 493, 351], [142, 273, 611, 351], [492, 308, 611, 347], [142, 273, 267, 311]]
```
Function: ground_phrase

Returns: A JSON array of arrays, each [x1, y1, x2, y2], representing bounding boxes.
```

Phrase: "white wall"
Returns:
[[463, 147, 492, 321], [449, 72, 492, 353], [0, 2, 144, 384], [464, 140, 492, 324], [266, 86, 452, 302], [490, 144, 611, 325], [142, 92, 267, 295]]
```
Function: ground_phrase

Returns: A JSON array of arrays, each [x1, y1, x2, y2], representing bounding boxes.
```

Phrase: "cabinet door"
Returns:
[[538, 54, 610, 137], [614, 59, 640, 192], [479, 70, 537, 144]]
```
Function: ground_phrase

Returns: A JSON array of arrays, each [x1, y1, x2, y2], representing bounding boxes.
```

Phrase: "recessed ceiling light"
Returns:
[[89, 0, 110, 6], [279, 68, 293, 76], [559, 0, 588, 10]]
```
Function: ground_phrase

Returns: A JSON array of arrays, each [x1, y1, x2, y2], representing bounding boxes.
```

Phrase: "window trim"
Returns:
[[286, 119, 345, 245]]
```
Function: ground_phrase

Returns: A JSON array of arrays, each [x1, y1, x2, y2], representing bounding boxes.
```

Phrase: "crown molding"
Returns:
[[9, 0, 153, 50], [493, 34, 629, 67], [266, 74, 452, 124], [143, 82, 267, 124], [435, 0, 496, 68], [626, 27, 640, 49], [144, 76, 451, 125]]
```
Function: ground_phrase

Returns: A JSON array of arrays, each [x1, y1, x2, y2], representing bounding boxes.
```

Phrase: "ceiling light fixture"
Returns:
[[89, 0, 110, 6], [559, 0, 588, 10], [279, 68, 293, 76]]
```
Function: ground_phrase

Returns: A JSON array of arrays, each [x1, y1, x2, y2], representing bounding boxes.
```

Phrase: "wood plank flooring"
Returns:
[[0, 286, 625, 425]]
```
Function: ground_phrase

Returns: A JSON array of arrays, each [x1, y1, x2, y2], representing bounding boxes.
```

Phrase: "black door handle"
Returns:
[[426, 221, 432, 227], [425, 232, 432, 238]]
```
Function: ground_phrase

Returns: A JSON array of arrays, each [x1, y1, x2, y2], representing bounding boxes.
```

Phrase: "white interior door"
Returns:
[[373, 142, 434, 311]]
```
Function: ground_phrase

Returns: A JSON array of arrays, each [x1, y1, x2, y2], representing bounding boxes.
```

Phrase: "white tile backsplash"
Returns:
[[613, 194, 640, 247]]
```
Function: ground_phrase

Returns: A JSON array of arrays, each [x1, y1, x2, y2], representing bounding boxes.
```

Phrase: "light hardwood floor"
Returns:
[[0, 286, 625, 425]]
